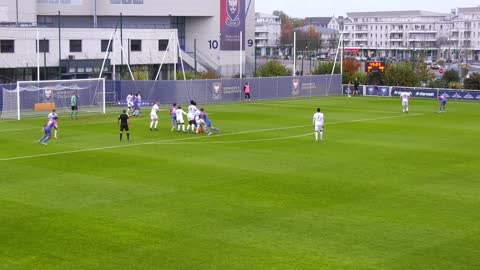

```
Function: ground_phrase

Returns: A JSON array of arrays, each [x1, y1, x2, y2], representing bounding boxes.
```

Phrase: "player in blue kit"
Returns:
[[38, 117, 58, 145]]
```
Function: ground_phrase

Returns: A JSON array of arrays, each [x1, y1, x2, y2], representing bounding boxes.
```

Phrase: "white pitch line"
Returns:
[[0, 113, 423, 161]]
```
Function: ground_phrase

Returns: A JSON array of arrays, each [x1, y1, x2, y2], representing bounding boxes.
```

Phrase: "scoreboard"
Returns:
[[366, 61, 386, 73]]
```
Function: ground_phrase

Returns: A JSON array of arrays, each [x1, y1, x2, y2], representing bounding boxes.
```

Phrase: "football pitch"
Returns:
[[1, 96, 479, 270]]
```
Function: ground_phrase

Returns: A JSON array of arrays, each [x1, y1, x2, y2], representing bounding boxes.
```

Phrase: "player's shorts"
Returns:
[[206, 120, 212, 127], [127, 102, 133, 108], [187, 113, 195, 121], [197, 119, 205, 125], [315, 125, 324, 132], [402, 101, 409, 106], [171, 115, 177, 121], [150, 113, 158, 120], [189, 120, 196, 125], [245, 93, 250, 99], [177, 119, 185, 124], [71, 106, 78, 111], [440, 100, 447, 105], [120, 123, 129, 132], [44, 128, 52, 136]]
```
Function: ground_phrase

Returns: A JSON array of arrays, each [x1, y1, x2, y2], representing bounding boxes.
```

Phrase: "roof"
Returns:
[[294, 25, 339, 35], [304, 17, 333, 26], [347, 10, 448, 17], [255, 12, 280, 19], [457, 6, 480, 14]]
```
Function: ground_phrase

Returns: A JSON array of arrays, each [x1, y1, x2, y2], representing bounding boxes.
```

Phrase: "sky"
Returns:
[[255, 0, 480, 18]]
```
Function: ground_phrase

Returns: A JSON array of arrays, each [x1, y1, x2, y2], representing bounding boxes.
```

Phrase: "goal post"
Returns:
[[1, 78, 106, 120]]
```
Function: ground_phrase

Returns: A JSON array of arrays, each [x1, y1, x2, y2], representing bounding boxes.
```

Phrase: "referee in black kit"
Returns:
[[118, 109, 130, 142]]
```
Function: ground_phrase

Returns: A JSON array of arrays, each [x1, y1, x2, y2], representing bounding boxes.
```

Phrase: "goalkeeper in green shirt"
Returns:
[[71, 91, 79, 119]]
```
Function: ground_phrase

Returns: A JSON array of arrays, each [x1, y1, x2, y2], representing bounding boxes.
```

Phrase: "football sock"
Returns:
[[120, 133, 123, 141], [154, 121, 158, 129], [320, 132, 323, 141], [127, 133, 130, 141], [315, 132, 318, 141], [150, 121, 154, 129]]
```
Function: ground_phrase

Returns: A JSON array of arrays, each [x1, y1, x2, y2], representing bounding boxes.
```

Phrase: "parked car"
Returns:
[[431, 64, 440, 70]]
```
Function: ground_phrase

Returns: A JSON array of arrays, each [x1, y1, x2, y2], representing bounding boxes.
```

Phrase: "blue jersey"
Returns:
[[44, 119, 57, 135]]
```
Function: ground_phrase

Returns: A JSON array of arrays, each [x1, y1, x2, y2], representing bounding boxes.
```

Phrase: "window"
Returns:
[[130, 40, 141, 52], [111, 0, 142, 3], [37, 0, 82, 3], [39, 39, 49, 53], [0, 40, 14, 53], [101, 40, 113, 52], [70, 40, 82, 52], [158, 39, 169, 51]]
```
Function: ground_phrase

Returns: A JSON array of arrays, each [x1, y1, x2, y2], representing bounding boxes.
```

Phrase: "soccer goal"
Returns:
[[1, 78, 106, 120]]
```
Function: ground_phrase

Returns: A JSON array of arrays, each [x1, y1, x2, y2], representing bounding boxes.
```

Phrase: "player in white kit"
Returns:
[[186, 100, 198, 132], [126, 93, 134, 116], [313, 108, 324, 142], [400, 91, 411, 113], [149, 102, 160, 131], [175, 106, 188, 132]]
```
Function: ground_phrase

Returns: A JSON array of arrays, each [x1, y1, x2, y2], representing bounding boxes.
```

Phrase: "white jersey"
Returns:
[[187, 105, 198, 121], [313, 112, 324, 126], [48, 112, 57, 120], [150, 104, 159, 119], [175, 108, 187, 123], [126, 94, 134, 106], [400, 92, 410, 104], [151, 104, 159, 114]]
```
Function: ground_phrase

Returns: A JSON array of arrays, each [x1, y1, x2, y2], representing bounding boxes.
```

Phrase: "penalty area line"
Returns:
[[0, 113, 423, 161]]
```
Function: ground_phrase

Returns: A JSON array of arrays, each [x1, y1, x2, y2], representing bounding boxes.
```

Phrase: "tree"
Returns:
[[256, 60, 291, 77], [442, 69, 460, 84], [464, 72, 480, 90], [312, 61, 340, 75], [384, 62, 419, 87], [416, 59, 435, 86], [342, 58, 361, 83], [367, 72, 385, 85], [327, 34, 339, 54], [273, 10, 304, 46]]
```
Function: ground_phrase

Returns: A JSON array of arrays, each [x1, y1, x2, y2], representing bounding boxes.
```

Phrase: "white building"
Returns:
[[0, 0, 256, 82], [254, 12, 281, 57], [342, 8, 480, 61]]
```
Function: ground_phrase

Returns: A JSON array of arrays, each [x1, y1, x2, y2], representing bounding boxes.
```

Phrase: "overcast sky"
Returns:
[[255, 0, 480, 18]]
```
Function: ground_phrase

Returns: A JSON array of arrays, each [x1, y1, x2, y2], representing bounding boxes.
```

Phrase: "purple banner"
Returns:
[[220, 0, 245, 51], [366, 85, 390, 96]]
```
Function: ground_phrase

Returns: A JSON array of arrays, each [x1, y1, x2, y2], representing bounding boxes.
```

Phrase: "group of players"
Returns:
[[117, 99, 221, 142], [39, 92, 448, 145], [162, 100, 220, 135]]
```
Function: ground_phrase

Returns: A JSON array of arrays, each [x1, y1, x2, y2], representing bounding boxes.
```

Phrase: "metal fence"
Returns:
[[110, 75, 342, 106], [0, 75, 342, 113]]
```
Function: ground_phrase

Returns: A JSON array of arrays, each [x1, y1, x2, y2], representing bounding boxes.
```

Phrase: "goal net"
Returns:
[[1, 78, 105, 120]]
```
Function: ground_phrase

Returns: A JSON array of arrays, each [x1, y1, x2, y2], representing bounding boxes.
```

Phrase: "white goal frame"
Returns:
[[2, 78, 106, 120]]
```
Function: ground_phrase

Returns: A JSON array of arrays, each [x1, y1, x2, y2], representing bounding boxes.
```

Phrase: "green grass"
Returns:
[[1, 97, 480, 270]]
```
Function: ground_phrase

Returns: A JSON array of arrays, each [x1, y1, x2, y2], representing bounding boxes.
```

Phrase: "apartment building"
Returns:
[[254, 12, 281, 57], [0, 0, 256, 83], [343, 8, 480, 61]]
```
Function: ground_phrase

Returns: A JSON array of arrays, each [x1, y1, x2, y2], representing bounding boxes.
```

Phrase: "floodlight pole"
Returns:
[[240, 31, 243, 79], [293, 31, 297, 76]]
